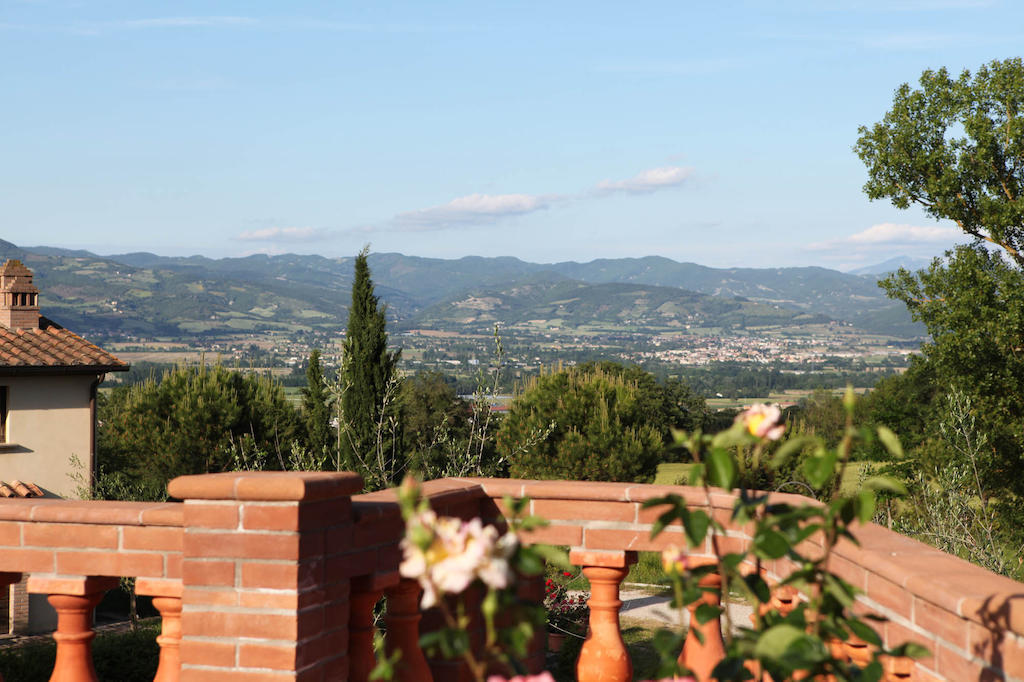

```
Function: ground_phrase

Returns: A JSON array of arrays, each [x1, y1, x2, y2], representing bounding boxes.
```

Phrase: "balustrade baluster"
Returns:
[[678, 569, 725, 682], [0, 573, 21, 682], [27, 576, 118, 682], [882, 655, 915, 681], [571, 549, 636, 682], [136, 578, 183, 682], [351, 573, 397, 682], [385, 578, 433, 682]]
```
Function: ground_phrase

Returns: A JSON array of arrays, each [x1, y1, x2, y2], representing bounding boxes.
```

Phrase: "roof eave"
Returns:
[[0, 364, 130, 376]]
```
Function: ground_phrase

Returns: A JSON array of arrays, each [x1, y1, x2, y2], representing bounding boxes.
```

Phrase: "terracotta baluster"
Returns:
[[47, 592, 108, 682], [679, 571, 725, 682], [571, 549, 636, 682], [750, 584, 801, 682], [843, 633, 873, 669], [351, 573, 396, 682], [150, 596, 182, 682], [135, 578, 182, 682], [385, 578, 433, 682], [815, 637, 849, 682], [0, 573, 21, 682], [882, 655, 916, 681]]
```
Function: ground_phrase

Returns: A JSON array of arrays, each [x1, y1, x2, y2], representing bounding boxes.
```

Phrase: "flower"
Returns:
[[660, 544, 689, 576], [739, 403, 785, 441], [486, 673, 556, 682], [399, 508, 518, 609]]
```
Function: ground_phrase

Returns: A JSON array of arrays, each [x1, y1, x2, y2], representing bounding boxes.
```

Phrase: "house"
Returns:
[[0, 258, 128, 633]]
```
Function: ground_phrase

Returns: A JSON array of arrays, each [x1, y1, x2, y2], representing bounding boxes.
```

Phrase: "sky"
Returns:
[[2, 1, 1021, 271]]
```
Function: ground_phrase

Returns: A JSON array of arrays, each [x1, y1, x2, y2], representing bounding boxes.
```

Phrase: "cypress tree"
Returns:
[[301, 349, 333, 461], [340, 246, 402, 486]]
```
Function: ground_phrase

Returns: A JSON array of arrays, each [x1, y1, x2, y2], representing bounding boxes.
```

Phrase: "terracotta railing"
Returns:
[[0, 472, 1021, 681]]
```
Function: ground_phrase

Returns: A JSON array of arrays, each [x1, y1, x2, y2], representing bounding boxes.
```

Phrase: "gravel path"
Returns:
[[620, 588, 754, 634]]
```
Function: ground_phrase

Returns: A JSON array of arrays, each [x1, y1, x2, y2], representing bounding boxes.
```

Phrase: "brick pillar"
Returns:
[[168, 471, 363, 681]]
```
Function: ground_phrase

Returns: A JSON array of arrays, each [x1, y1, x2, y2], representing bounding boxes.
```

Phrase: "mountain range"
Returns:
[[0, 240, 924, 339]]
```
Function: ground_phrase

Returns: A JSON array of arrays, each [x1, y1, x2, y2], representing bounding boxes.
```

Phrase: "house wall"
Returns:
[[0, 373, 98, 498]]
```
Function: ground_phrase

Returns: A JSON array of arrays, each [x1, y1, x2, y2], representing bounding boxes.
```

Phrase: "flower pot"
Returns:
[[547, 631, 568, 652]]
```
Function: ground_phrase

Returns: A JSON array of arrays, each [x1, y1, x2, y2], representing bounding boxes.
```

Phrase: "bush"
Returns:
[[0, 622, 160, 682]]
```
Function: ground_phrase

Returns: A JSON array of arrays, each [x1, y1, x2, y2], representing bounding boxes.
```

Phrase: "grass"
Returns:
[[548, 623, 668, 682], [0, 623, 160, 682]]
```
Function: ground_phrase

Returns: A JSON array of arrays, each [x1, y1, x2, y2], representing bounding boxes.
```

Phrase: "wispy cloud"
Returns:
[[808, 222, 960, 252], [594, 166, 693, 195], [383, 165, 695, 232], [235, 226, 333, 243], [393, 193, 561, 230]]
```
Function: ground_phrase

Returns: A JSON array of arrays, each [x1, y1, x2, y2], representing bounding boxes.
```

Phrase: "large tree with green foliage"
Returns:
[[97, 364, 300, 499], [498, 362, 706, 482], [856, 57, 1024, 538], [339, 246, 402, 488], [855, 57, 1024, 264], [301, 349, 334, 463]]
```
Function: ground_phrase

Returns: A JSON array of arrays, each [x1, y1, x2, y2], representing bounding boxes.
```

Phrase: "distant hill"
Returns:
[[414, 276, 830, 331], [848, 256, 933, 276], [0, 241, 924, 339]]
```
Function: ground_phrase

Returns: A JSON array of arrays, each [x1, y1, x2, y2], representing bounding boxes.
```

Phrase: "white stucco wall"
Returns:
[[0, 374, 98, 498]]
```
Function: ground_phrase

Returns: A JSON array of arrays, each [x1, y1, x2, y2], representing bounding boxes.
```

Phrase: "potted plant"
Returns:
[[543, 571, 589, 651]]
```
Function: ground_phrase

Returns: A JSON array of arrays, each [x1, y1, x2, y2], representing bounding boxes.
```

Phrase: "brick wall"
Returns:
[[463, 477, 1024, 682]]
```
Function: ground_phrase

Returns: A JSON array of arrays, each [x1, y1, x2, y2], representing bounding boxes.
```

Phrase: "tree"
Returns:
[[855, 58, 1024, 264], [97, 363, 300, 499], [497, 362, 707, 482], [855, 58, 1024, 550], [339, 246, 402, 488], [301, 349, 333, 463]]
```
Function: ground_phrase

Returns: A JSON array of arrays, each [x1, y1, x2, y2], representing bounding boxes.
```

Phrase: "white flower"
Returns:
[[739, 403, 785, 441]]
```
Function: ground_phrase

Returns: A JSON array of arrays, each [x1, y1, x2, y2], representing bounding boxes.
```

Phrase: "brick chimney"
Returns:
[[0, 260, 41, 330]]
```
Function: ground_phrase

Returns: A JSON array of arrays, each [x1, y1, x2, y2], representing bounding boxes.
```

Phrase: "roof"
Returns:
[[0, 260, 33, 277], [0, 480, 43, 498], [0, 317, 128, 373]]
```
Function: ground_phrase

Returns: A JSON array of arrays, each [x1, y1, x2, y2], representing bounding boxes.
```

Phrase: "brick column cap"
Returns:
[[168, 471, 363, 502], [27, 575, 120, 596], [569, 549, 638, 568]]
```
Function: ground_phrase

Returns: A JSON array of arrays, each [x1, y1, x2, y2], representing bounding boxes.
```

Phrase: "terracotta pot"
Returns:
[[547, 631, 568, 652]]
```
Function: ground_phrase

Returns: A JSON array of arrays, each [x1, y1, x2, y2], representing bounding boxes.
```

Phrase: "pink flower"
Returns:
[[486, 674, 556, 682], [661, 544, 689, 576], [399, 509, 517, 609], [739, 403, 785, 441]]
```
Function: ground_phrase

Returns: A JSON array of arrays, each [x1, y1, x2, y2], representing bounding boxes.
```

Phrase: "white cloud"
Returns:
[[594, 166, 693, 195], [235, 226, 331, 242], [393, 193, 558, 230], [808, 222, 960, 252]]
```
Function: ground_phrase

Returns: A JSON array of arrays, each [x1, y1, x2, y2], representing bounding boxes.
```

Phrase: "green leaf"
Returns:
[[707, 448, 737, 490], [683, 509, 711, 548], [860, 660, 883, 682], [531, 544, 571, 569], [876, 426, 904, 459], [890, 642, 930, 659], [863, 475, 907, 495], [848, 619, 882, 647], [770, 436, 815, 470], [754, 529, 789, 560], [803, 451, 837, 490], [857, 489, 877, 523], [753, 624, 806, 660], [696, 603, 723, 625], [744, 573, 772, 604]]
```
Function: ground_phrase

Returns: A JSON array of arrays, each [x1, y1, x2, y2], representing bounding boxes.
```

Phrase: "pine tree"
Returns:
[[301, 349, 333, 463], [339, 246, 402, 487]]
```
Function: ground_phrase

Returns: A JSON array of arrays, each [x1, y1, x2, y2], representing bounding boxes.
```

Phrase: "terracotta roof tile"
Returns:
[[0, 480, 43, 498], [0, 317, 127, 371]]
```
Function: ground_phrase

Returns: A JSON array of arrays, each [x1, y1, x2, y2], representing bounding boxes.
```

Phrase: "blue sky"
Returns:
[[2, 1, 1020, 270]]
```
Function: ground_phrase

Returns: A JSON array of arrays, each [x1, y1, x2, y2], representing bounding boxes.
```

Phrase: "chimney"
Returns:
[[0, 260, 41, 330]]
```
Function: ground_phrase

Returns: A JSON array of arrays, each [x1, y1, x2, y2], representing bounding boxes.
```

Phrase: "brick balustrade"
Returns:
[[0, 473, 1021, 681]]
